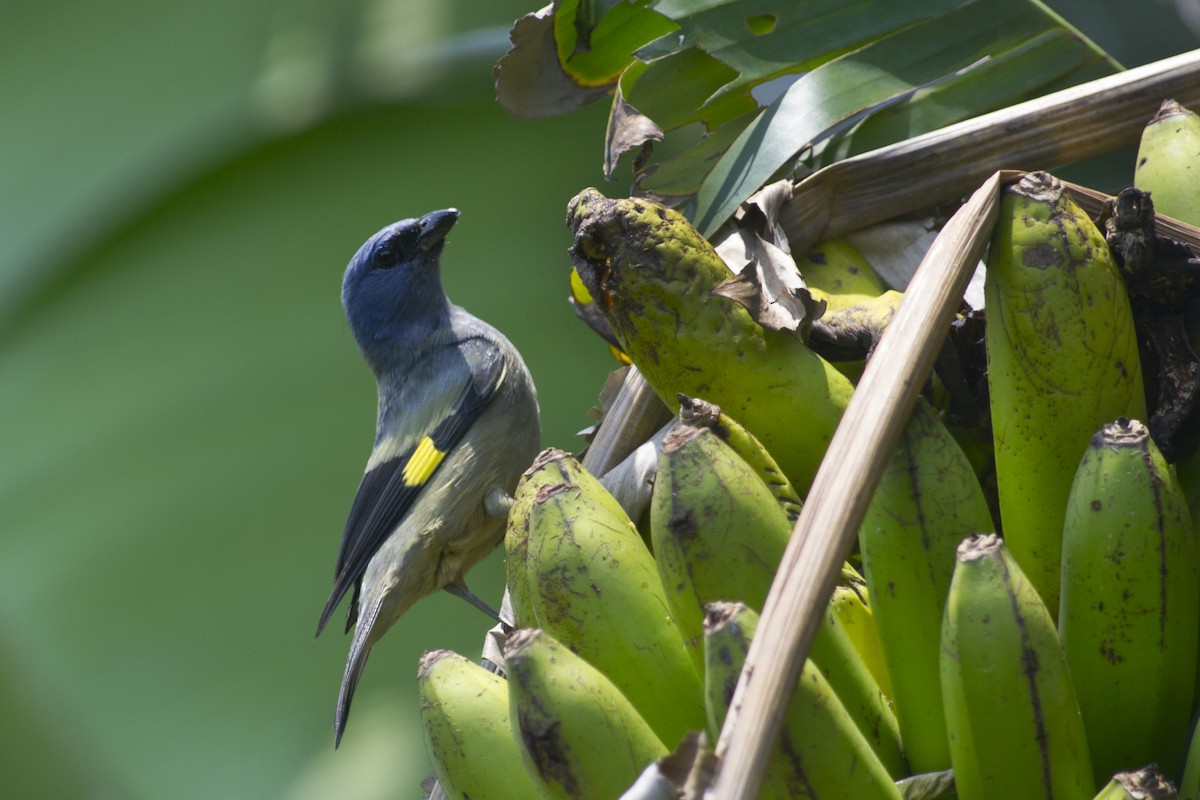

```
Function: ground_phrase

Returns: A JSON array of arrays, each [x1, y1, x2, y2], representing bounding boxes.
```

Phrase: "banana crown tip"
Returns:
[[1151, 98, 1192, 122], [1096, 416, 1149, 446], [1012, 170, 1064, 202], [417, 649, 457, 677], [504, 627, 542, 658], [566, 188, 610, 231], [526, 447, 572, 475], [956, 532, 1002, 562], [662, 421, 710, 454], [702, 600, 748, 632], [677, 394, 720, 427]]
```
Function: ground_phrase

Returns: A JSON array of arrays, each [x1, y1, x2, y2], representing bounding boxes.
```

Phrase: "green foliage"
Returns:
[[495, 0, 1118, 234]]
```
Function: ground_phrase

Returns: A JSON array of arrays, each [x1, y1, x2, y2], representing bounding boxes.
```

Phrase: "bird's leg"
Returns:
[[483, 487, 514, 519], [444, 578, 500, 621]]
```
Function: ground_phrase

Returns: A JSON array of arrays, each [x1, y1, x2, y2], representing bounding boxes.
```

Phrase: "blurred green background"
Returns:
[[0, 1, 1194, 797]]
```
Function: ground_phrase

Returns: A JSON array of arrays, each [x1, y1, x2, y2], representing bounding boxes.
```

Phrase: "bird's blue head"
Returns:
[[342, 209, 459, 372]]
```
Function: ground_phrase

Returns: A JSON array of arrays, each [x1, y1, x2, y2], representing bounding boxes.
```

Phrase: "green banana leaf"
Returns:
[[495, 0, 1121, 235]]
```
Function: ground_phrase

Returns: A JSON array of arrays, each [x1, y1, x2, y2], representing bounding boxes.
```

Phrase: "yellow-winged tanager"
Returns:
[[317, 209, 540, 745]]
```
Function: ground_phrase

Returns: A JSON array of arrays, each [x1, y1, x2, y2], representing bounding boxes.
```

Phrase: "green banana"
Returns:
[[1180, 719, 1200, 800], [417, 649, 542, 800], [651, 422, 907, 777], [1093, 766, 1178, 800], [1059, 418, 1199, 785], [505, 628, 668, 800], [858, 396, 994, 774], [676, 393, 803, 522], [941, 533, 1094, 800], [567, 188, 855, 493], [799, 238, 903, 369], [799, 239, 890, 306], [985, 170, 1146, 611], [828, 582, 893, 702], [1135, 99, 1200, 226], [504, 447, 706, 747], [703, 602, 904, 800]]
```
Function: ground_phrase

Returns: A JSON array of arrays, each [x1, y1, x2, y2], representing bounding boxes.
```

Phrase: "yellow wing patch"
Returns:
[[402, 436, 447, 487]]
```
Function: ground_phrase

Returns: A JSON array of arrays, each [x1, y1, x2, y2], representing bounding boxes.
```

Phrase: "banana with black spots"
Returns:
[[703, 602, 903, 800], [1135, 99, 1200, 226], [417, 649, 542, 800], [651, 422, 906, 777], [941, 533, 1094, 800], [504, 447, 706, 748], [858, 397, 993, 774], [985, 171, 1146, 611], [506, 629, 668, 800], [567, 189, 854, 493], [1059, 418, 1198, 784]]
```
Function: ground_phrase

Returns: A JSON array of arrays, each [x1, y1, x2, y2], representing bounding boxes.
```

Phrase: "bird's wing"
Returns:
[[316, 337, 507, 636]]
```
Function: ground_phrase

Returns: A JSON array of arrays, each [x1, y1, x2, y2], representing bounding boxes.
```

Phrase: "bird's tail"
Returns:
[[334, 602, 378, 747]]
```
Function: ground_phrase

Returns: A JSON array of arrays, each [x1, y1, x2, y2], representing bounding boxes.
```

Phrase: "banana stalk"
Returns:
[[567, 188, 855, 493], [1059, 418, 1199, 785], [859, 397, 993, 774], [651, 423, 906, 777], [1135, 99, 1200, 226], [506, 629, 668, 800], [505, 448, 706, 747], [417, 650, 542, 800], [941, 534, 1094, 800], [985, 171, 1146, 611], [703, 602, 903, 800]]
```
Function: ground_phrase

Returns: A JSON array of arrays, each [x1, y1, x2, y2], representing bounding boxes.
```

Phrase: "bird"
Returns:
[[317, 208, 541, 746]]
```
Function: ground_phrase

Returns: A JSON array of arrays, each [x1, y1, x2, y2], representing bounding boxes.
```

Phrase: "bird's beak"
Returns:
[[418, 208, 460, 252]]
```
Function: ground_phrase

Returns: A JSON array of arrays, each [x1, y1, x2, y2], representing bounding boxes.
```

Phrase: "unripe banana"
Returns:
[[651, 423, 906, 777], [1093, 766, 1177, 800], [858, 397, 993, 774], [417, 650, 542, 800], [567, 188, 855, 493], [505, 628, 668, 800], [505, 448, 706, 747], [1180, 719, 1200, 800], [799, 239, 890, 307], [703, 602, 904, 800], [985, 171, 1146, 611], [828, 582, 893, 701], [941, 533, 1094, 800], [676, 394, 803, 522], [1135, 99, 1200, 226], [1059, 418, 1199, 785], [799, 239, 902, 369]]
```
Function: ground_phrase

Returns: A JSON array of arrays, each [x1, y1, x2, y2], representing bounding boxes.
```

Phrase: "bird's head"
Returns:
[[342, 209, 459, 369]]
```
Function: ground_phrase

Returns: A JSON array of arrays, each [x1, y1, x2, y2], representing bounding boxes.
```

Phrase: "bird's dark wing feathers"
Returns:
[[316, 342, 506, 636]]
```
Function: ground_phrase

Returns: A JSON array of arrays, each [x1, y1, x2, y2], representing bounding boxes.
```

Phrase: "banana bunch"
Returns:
[[414, 103, 1200, 798], [419, 431, 908, 798]]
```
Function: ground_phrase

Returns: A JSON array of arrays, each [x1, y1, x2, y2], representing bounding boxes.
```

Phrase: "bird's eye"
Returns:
[[372, 246, 399, 269]]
